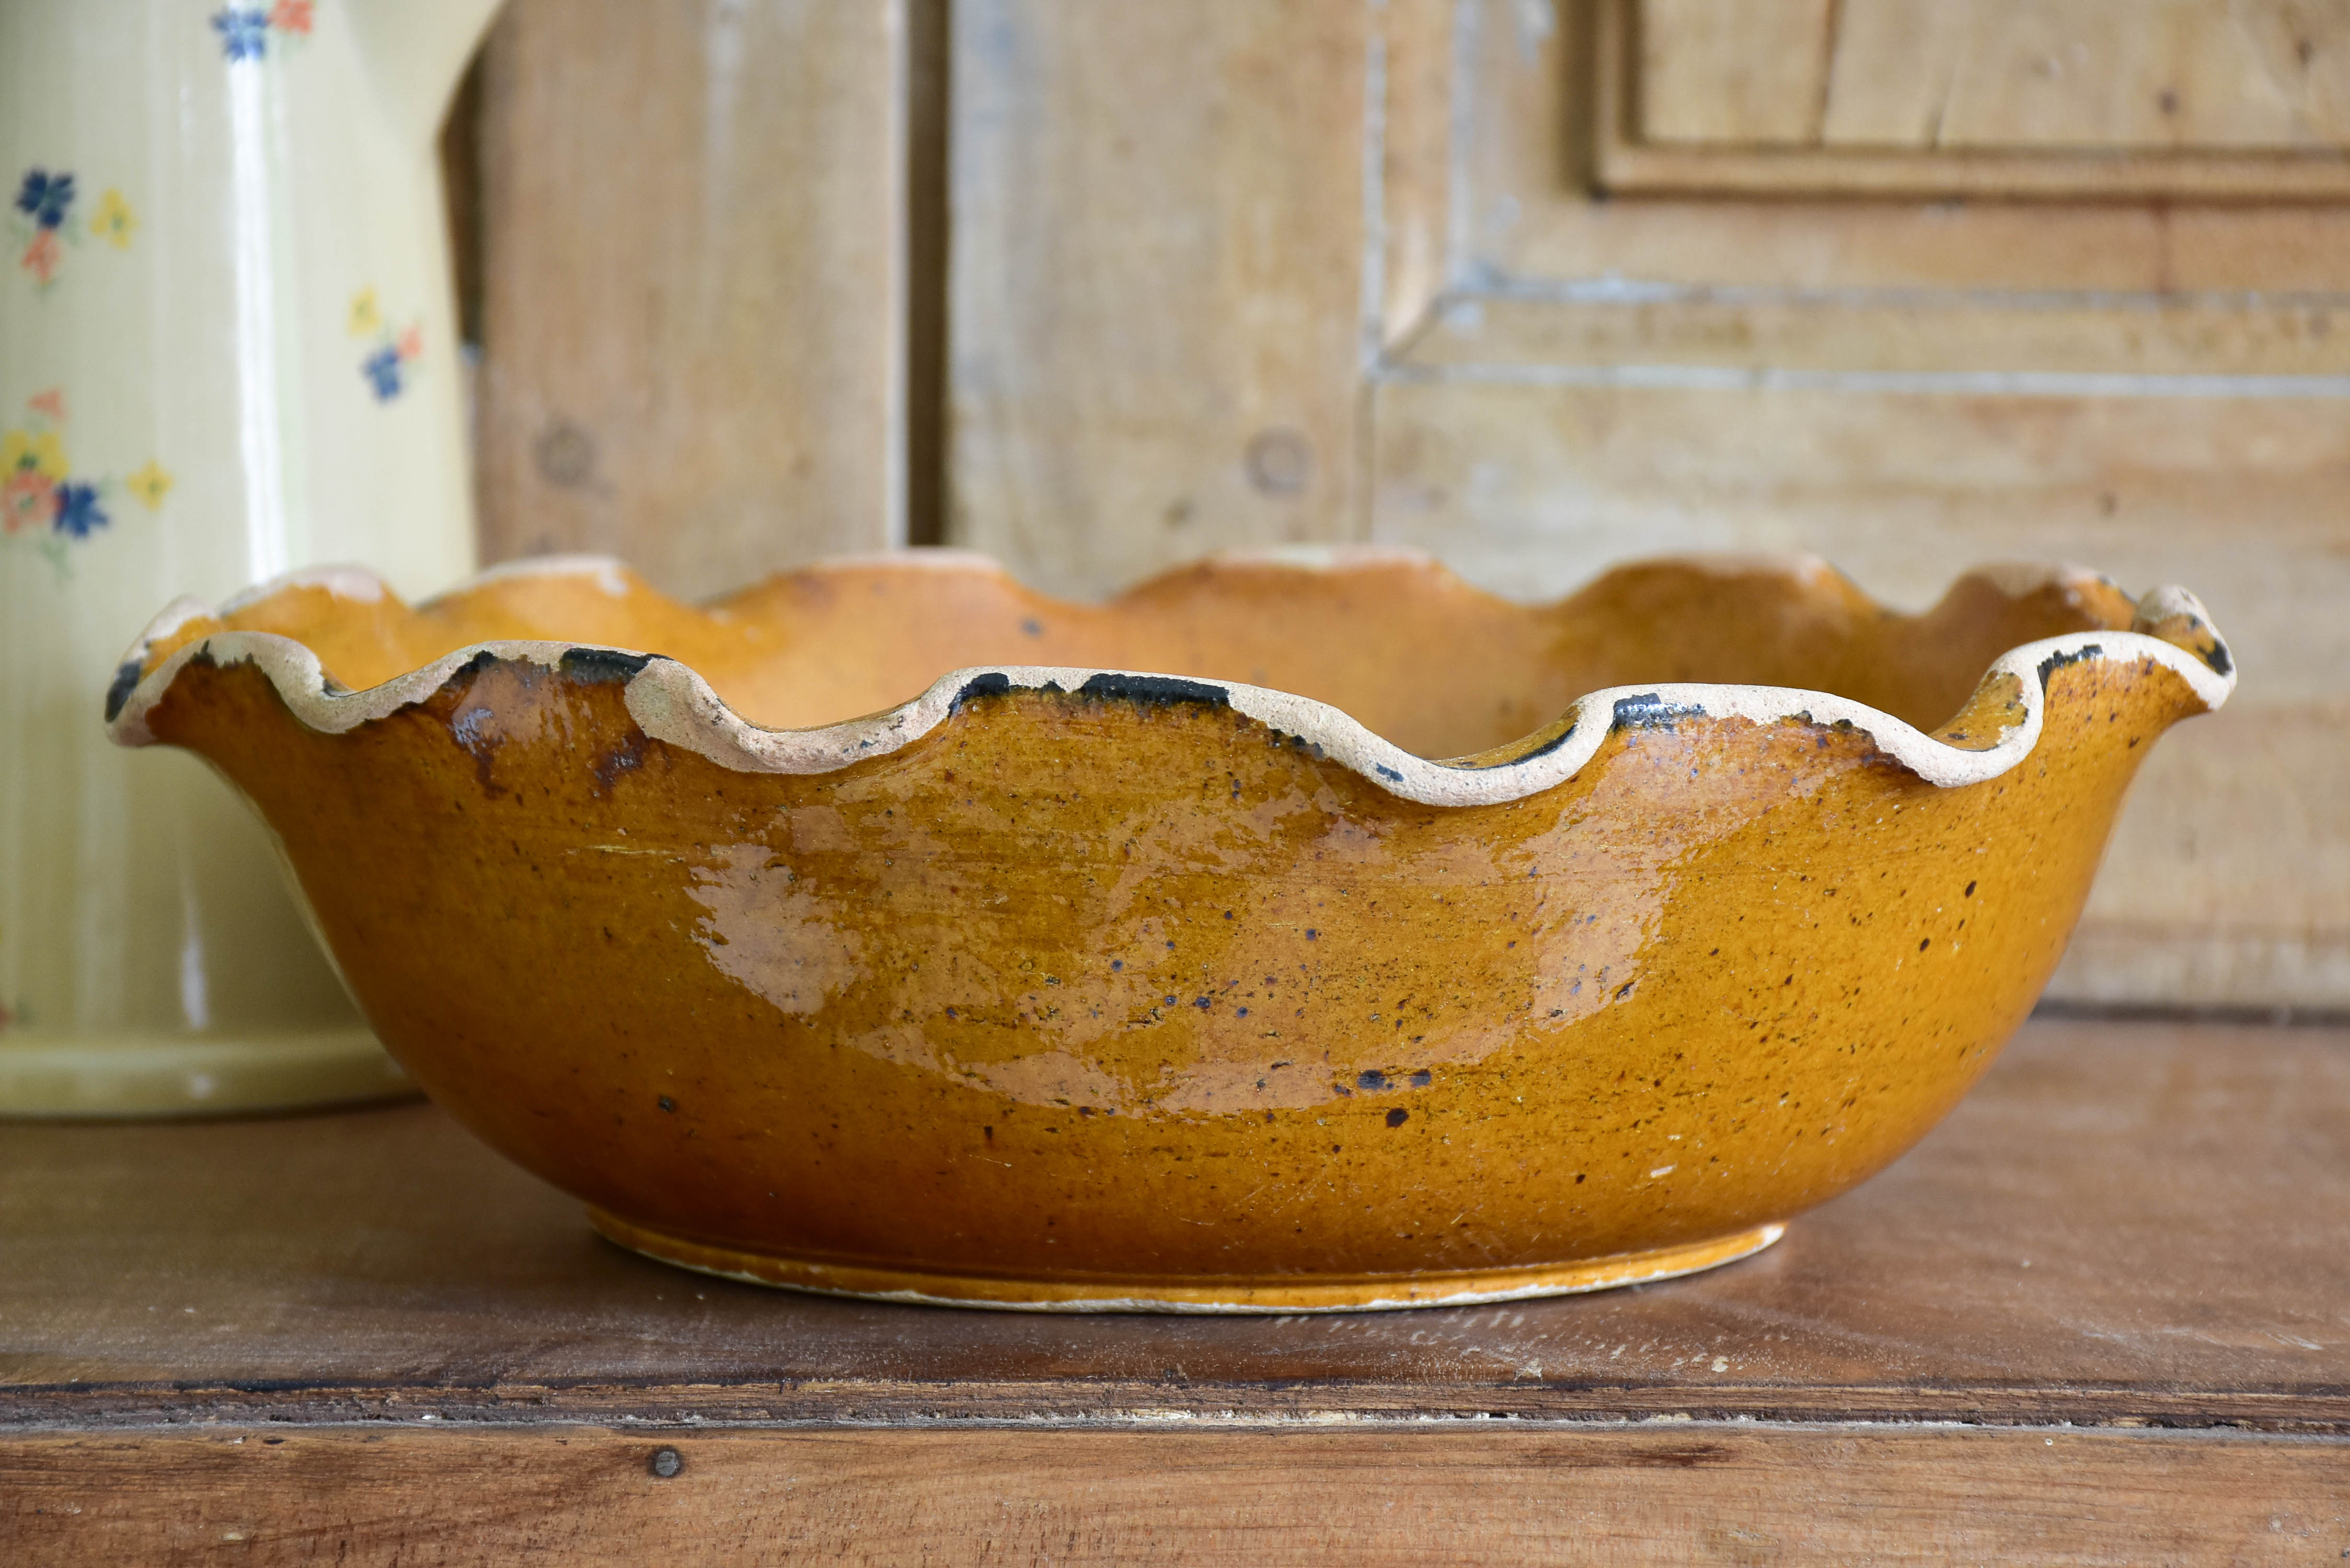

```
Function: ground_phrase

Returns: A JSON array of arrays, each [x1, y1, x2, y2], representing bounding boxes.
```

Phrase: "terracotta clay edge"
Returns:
[[103, 559, 2236, 806]]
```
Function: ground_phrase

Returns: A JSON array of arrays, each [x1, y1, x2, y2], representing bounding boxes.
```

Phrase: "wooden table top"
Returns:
[[8, 1016, 2348, 1428], [6, 1016, 2347, 1562]]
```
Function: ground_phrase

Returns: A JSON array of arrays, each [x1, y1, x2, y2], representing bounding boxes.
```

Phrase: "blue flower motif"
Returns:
[[14, 169, 74, 230], [211, 8, 269, 61], [51, 482, 108, 539], [362, 345, 404, 401]]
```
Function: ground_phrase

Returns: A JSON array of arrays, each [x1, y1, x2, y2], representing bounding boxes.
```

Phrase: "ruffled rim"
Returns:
[[106, 550, 2236, 808]]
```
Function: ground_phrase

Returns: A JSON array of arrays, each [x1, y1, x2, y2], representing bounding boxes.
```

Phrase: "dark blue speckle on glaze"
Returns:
[[1610, 693, 1708, 731], [1502, 717, 1581, 767], [558, 647, 655, 684], [102, 658, 143, 723], [2035, 644, 2102, 689], [950, 671, 1014, 713], [1076, 672, 1230, 708]]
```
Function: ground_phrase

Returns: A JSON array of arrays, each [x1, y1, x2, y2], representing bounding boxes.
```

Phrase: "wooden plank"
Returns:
[[6, 1424, 2348, 1565], [905, 0, 952, 547], [1372, 0, 1460, 345], [4, 1021, 2345, 1428], [948, 0, 1375, 597], [1594, 138, 2350, 201], [1398, 289, 2350, 378], [1633, 0, 2350, 152], [1633, 0, 1835, 146], [469, 0, 905, 603], [1611, 0, 2350, 198], [1827, 0, 2350, 152], [1469, 2, 2350, 290]]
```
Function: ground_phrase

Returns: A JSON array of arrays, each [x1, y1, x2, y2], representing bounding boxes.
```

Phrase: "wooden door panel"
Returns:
[[1633, 0, 1841, 144], [946, 0, 1377, 600], [1819, 0, 2350, 151], [470, 0, 906, 602], [1347, 0, 2350, 1007], [1610, 0, 2350, 197], [1639, 0, 2350, 151]]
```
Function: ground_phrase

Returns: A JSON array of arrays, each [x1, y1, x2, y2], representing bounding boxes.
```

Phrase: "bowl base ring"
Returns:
[[588, 1211, 1787, 1314]]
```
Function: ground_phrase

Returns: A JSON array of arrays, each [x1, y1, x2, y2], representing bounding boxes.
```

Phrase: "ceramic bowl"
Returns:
[[106, 548, 2234, 1311]]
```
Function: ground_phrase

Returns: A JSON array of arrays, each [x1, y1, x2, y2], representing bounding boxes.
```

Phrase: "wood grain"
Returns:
[[1611, 0, 2350, 198], [1820, 0, 2350, 151], [1476, 3, 2350, 290], [1635, 0, 2350, 152], [7, 1425, 2347, 1565], [947, 0, 1375, 597], [1634, 0, 1838, 145], [469, 0, 906, 602], [3, 1021, 2344, 1430], [1398, 288, 2350, 378], [1372, 0, 1459, 346]]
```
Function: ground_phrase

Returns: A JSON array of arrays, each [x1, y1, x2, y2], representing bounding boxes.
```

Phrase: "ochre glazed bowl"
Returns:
[[106, 549, 2234, 1311]]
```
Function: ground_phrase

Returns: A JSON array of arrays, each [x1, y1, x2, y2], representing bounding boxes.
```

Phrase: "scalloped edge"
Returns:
[[105, 552, 2236, 807]]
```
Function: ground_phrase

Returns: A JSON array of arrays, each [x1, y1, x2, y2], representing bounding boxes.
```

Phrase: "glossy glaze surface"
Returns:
[[107, 551, 2233, 1308]]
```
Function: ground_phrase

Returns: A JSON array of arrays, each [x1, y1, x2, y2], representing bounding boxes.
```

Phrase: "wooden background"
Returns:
[[448, 0, 2350, 1012]]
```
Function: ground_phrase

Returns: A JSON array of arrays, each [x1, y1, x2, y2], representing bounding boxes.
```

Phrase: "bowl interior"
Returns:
[[175, 555, 2139, 762]]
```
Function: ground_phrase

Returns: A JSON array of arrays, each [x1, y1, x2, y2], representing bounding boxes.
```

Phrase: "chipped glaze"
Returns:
[[105, 549, 2233, 1311]]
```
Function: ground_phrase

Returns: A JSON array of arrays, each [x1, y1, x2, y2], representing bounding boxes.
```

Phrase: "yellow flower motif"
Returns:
[[2, 428, 68, 481], [90, 189, 137, 249], [126, 460, 174, 509], [348, 286, 382, 337]]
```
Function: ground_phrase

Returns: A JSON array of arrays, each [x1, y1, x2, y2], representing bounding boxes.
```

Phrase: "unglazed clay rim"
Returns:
[[105, 549, 2237, 805]]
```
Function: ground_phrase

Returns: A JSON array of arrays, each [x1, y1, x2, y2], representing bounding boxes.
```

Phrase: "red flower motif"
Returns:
[[20, 228, 59, 285], [269, 0, 313, 34], [395, 324, 423, 361], [2, 469, 56, 535], [27, 388, 64, 422]]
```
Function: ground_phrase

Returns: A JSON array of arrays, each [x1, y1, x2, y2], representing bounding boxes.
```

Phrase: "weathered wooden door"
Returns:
[[465, 0, 2350, 1011]]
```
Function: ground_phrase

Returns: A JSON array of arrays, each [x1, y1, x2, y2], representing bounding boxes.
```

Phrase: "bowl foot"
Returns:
[[588, 1212, 1787, 1313], [0, 1029, 412, 1118]]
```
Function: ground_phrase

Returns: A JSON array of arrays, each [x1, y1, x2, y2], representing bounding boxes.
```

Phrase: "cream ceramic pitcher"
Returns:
[[0, 0, 501, 1112]]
